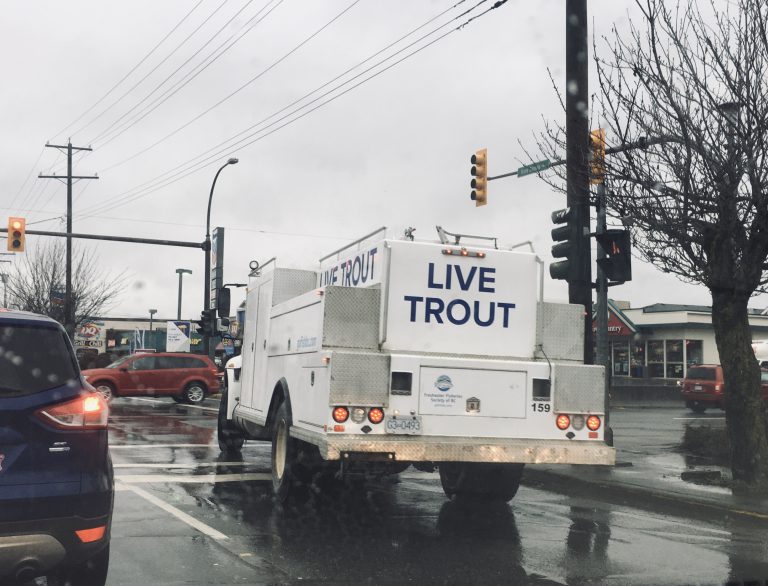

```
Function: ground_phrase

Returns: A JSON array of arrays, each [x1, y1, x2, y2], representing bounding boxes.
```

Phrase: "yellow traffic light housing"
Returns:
[[590, 129, 606, 185], [470, 148, 488, 206], [7, 217, 26, 252]]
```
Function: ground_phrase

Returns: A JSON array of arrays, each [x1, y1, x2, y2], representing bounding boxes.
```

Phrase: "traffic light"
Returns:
[[596, 229, 632, 283], [195, 309, 214, 337], [590, 128, 606, 185], [7, 217, 26, 252], [470, 148, 488, 206], [549, 207, 580, 282]]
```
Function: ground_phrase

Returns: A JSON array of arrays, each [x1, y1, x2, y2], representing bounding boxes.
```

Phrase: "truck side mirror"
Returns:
[[217, 287, 231, 319]]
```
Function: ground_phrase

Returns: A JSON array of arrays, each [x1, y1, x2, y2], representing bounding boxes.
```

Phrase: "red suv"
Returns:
[[681, 364, 768, 412], [82, 352, 220, 405]]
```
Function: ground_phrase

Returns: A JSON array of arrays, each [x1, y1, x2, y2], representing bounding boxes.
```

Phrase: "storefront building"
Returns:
[[595, 301, 768, 381]]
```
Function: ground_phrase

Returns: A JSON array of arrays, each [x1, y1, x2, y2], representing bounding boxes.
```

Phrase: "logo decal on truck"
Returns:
[[466, 397, 481, 413], [435, 375, 453, 392]]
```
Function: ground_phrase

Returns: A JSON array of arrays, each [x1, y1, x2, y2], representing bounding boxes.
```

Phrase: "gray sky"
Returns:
[[0, 0, 746, 321]]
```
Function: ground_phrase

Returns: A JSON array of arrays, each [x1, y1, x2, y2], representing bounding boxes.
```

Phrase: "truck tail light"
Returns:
[[556, 414, 571, 430], [332, 406, 349, 423], [351, 407, 366, 423], [368, 408, 384, 424], [586, 415, 601, 431], [75, 525, 107, 543], [36, 394, 109, 429]]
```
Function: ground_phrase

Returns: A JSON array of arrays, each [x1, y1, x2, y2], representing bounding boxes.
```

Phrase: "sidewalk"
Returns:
[[522, 442, 768, 520]]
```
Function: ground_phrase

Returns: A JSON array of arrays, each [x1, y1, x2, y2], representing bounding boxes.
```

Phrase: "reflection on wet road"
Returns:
[[106, 399, 768, 585]]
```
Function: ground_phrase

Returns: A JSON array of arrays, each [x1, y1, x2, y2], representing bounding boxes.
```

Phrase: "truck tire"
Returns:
[[217, 389, 245, 454], [439, 462, 524, 503], [271, 401, 302, 502]]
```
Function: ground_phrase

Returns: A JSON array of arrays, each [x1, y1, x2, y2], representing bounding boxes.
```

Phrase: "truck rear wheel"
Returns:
[[271, 402, 302, 502], [439, 462, 524, 503]]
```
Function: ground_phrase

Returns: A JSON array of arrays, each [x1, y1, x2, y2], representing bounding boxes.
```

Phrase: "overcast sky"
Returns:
[[0, 0, 751, 321]]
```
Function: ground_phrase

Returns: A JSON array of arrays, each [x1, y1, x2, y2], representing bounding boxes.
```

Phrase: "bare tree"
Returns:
[[6, 241, 127, 331], [539, 0, 768, 486]]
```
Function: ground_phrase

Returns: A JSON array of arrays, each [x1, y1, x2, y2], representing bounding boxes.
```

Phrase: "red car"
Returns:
[[681, 364, 768, 412], [82, 352, 220, 405]]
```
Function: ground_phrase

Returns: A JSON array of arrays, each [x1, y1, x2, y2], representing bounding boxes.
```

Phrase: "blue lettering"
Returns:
[[473, 300, 495, 326], [404, 296, 423, 322], [352, 256, 362, 285], [498, 302, 516, 327], [427, 263, 443, 289], [425, 298, 445, 323], [446, 299, 470, 325], [343, 261, 352, 286], [478, 268, 496, 293], [369, 247, 378, 280], [332, 266, 338, 284], [454, 265, 477, 291]]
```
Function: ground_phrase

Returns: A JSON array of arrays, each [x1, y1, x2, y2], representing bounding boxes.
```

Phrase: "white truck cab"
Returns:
[[218, 227, 615, 502]]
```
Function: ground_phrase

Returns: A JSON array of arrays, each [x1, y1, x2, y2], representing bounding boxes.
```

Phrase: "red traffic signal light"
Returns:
[[7, 217, 26, 252], [595, 229, 632, 283], [470, 148, 488, 206]]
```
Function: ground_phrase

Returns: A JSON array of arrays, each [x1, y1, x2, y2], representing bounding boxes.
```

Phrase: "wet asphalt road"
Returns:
[[104, 398, 768, 585]]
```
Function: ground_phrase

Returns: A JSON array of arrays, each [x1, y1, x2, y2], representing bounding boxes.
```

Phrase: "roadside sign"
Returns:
[[167, 320, 192, 352], [517, 159, 551, 177], [210, 227, 225, 310]]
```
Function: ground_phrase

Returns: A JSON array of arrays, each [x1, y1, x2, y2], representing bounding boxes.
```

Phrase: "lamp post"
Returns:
[[203, 158, 238, 356], [175, 268, 192, 320]]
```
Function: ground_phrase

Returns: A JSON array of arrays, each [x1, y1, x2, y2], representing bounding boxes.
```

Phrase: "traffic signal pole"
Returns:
[[565, 0, 593, 364]]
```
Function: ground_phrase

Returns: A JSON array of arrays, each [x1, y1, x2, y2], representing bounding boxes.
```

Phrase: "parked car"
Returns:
[[0, 310, 113, 584], [681, 364, 768, 412], [82, 352, 220, 404]]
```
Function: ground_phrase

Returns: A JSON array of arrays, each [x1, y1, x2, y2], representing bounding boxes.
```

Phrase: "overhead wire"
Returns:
[[89, 0, 272, 147], [7, 147, 45, 210], [67, 0, 231, 139], [81, 0, 505, 219], [92, 0, 285, 149], [52, 0, 205, 141]]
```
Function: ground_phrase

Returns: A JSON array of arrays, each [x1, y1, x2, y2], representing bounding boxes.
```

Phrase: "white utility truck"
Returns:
[[218, 227, 615, 502]]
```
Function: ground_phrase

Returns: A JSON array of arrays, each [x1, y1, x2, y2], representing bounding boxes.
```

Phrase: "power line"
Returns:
[[7, 147, 45, 210], [89, 0, 272, 146], [92, 0, 285, 149], [102, 0, 360, 172], [81, 0, 501, 219], [68, 0, 231, 139], [52, 0, 206, 141]]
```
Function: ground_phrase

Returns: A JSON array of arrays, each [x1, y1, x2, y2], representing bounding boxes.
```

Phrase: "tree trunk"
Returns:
[[711, 290, 768, 486]]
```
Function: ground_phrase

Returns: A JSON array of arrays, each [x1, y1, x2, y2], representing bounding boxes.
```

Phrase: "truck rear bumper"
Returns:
[[292, 430, 615, 465]]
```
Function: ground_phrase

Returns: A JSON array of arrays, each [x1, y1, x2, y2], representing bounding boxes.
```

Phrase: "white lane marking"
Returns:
[[118, 482, 229, 540], [116, 473, 270, 483], [113, 462, 252, 469], [129, 397, 219, 413], [673, 417, 726, 420], [110, 443, 212, 449], [109, 443, 268, 450]]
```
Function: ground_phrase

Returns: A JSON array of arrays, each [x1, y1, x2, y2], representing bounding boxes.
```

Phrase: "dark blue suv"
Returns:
[[0, 311, 113, 584]]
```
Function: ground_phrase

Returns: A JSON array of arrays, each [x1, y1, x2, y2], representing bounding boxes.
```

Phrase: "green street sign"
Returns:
[[517, 159, 551, 177]]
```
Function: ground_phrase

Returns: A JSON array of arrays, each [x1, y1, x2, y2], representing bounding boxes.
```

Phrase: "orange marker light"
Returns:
[[556, 414, 571, 430], [586, 415, 601, 431], [368, 408, 384, 424], [332, 406, 349, 423], [76, 526, 106, 543]]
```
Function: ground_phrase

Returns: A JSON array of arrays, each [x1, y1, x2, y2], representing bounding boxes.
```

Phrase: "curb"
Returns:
[[521, 466, 768, 521]]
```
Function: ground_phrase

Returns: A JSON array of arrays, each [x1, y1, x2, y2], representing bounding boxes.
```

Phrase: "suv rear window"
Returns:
[[686, 366, 717, 381], [0, 324, 79, 396]]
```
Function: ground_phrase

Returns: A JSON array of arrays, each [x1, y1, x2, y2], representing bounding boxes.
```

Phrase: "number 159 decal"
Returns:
[[531, 403, 551, 413]]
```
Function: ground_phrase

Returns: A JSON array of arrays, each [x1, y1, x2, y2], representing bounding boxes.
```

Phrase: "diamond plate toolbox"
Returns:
[[552, 363, 605, 413], [322, 285, 380, 350], [329, 351, 390, 406], [539, 302, 584, 361]]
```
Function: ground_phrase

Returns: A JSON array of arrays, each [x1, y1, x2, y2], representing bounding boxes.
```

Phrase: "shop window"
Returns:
[[612, 341, 630, 376], [647, 340, 665, 378], [666, 339, 684, 378], [686, 340, 703, 368], [631, 342, 646, 377]]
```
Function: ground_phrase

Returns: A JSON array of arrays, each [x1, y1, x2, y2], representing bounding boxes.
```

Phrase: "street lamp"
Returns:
[[148, 308, 157, 332], [203, 157, 238, 356], [175, 268, 192, 320]]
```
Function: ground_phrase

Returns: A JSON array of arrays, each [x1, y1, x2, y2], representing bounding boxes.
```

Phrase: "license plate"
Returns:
[[694, 384, 703, 391], [385, 416, 422, 435]]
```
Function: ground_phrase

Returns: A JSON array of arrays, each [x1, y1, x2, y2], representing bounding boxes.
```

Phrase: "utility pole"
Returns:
[[565, 0, 593, 364], [39, 142, 98, 338]]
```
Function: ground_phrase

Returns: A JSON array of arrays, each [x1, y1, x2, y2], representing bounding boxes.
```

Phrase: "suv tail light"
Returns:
[[35, 393, 109, 429]]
